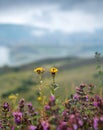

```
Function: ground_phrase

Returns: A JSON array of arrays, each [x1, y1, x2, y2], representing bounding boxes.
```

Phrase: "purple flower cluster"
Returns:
[[13, 112, 22, 125], [0, 84, 103, 129], [2, 102, 9, 112]]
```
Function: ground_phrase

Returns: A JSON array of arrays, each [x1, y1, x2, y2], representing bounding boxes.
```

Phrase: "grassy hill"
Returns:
[[0, 56, 103, 103]]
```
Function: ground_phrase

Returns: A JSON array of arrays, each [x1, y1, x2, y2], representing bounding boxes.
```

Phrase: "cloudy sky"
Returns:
[[0, 0, 103, 66]]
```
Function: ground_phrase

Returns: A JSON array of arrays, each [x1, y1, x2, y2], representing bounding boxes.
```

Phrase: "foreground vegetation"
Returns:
[[0, 66, 103, 130], [0, 53, 103, 129]]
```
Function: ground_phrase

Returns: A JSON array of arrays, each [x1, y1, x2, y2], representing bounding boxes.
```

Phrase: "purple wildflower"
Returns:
[[50, 95, 55, 101], [28, 102, 33, 109], [57, 121, 67, 130], [93, 117, 99, 130], [95, 95, 101, 101], [11, 126, 15, 130], [93, 101, 98, 107], [13, 112, 22, 125], [28, 125, 37, 130], [2, 102, 9, 112], [62, 110, 68, 117], [19, 98, 25, 112], [49, 95, 55, 106], [78, 119, 83, 126], [41, 120, 49, 130], [80, 84, 85, 89], [44, 104, 51, 110], [73, 94, 79, 100], [85, 95, 89, 102], [27, 102, 35, 113], [100, 116, 103, 122], [19, 98, 25, 107], [73, 124, 78, 130], [70, 114, 75, 120]]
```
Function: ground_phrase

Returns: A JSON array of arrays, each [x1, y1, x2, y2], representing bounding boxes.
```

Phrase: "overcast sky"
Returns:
[[0, 0, 103, 66], [0, 0, 103, 34]]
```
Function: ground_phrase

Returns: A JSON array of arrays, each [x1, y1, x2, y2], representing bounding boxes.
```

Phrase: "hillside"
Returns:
[[0, 57, 102, 102]]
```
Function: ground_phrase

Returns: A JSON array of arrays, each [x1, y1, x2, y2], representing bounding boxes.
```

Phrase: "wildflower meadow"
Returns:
[[0, 62, 103, 130]]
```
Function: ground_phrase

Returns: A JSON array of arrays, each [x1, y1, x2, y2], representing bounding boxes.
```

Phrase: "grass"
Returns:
[[0, 57, 102, 102]]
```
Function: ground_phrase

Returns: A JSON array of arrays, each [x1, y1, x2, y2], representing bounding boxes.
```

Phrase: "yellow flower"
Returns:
[[50, 67, 58, 74], [8, 94, 17, 100], [34, 67, 45, 74], [37, 96, 42, 101]]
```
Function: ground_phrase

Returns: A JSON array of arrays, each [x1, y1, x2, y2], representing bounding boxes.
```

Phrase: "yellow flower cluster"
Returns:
[[34, 67, 58, 74], [8, 94, 17, 100]]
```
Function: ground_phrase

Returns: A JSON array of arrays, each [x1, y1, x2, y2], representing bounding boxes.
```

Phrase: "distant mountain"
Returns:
[[0, 43, 102, 66], [0, 24, 103, 66]]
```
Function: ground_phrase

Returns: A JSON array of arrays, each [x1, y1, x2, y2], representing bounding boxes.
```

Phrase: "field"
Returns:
[[0, 56, 103, 129], [0, 56, 102, 102]]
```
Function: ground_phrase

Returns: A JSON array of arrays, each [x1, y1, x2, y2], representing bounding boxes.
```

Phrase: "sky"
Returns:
[[0, 0, 103, 66]]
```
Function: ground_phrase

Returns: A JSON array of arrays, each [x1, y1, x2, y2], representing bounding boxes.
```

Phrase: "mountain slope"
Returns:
[[0, 57, 102, 102]]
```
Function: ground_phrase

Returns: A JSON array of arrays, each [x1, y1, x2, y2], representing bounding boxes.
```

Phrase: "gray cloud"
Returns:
[[0, 0, 103, 35], [0, 0, 103, 12]]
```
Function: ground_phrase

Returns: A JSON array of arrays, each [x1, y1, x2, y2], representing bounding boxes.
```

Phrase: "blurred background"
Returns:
[[0, 0, 103, 102]]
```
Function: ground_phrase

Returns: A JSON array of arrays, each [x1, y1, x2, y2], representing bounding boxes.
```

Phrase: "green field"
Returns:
[[0, 57, 103, 103]]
